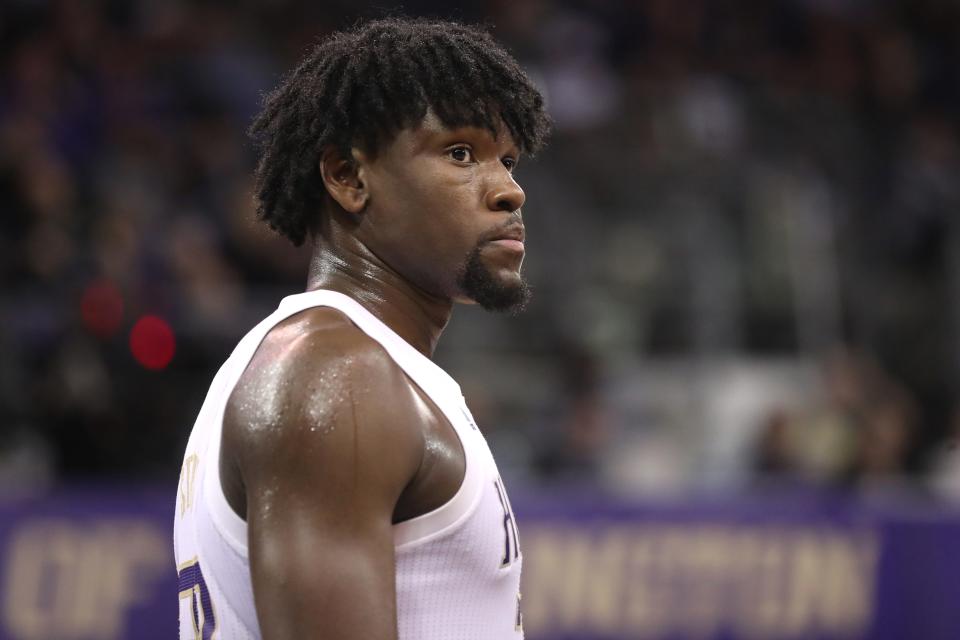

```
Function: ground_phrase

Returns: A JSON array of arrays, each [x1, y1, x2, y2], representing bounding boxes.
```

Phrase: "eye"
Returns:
[[448, 146, 474, 163], [502, 157, 517, 172]]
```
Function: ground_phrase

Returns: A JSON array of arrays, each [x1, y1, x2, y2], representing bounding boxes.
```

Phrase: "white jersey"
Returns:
[[174, 289, 523, 639]]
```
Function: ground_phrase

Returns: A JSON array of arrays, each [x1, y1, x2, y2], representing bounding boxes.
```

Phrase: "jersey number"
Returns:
[[178, 558, 217, 640]]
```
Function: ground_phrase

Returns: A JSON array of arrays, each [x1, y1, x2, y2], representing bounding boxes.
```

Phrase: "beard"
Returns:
[[456, 243, 531, 314]]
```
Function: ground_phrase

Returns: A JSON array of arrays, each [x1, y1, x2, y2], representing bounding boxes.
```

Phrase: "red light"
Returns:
[[80, 279, 124, 338], [129, 315, 176, 370]]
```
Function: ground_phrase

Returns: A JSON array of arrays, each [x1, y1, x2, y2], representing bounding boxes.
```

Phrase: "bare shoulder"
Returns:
[[223, 306, 424, 502]]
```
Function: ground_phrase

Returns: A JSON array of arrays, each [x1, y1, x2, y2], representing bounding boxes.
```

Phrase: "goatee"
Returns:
[[456, 244, 531, 314]]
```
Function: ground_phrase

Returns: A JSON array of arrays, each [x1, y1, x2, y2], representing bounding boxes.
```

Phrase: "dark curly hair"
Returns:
[[248, 17, 552, 246]]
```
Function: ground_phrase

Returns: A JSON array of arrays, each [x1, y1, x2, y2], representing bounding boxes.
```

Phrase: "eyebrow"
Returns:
[[443, 125, 521, 154]]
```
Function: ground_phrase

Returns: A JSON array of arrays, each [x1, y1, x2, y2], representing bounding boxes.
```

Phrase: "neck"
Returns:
[[304, 233, 452, 358]]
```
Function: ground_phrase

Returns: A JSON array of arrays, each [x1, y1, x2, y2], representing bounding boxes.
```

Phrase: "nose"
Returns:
[[485, 170, 525, 214]]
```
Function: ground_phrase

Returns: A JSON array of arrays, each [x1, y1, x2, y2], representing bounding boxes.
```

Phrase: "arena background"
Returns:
[[2, 0, 960, 638]]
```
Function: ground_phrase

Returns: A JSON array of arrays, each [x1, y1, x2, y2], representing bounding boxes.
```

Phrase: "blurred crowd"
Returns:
[[1, 0, 959, 501]]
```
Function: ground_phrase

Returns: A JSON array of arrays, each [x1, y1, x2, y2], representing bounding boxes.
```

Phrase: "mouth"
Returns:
[[486, 225, 525, 253], [488, 238, 525, 253]]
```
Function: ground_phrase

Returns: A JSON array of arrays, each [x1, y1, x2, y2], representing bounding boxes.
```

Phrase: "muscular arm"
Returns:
[[224, 318, 424, 639]]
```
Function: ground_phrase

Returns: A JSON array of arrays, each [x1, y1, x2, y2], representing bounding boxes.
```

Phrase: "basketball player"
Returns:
[[173, 17, 550, 639]]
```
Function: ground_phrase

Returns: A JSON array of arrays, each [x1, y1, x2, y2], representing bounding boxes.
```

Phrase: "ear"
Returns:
[[319, 146, 369, 215]]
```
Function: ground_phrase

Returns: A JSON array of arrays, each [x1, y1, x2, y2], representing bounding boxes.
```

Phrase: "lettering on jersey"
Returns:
[[460, 405, 479, 430], [494, 479, 520, 567], [177, 558, 217, 640], [179, 454, 199, 517]]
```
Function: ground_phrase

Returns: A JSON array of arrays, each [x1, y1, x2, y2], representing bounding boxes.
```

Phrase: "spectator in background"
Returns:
[[928, 406, 960, 502], [752, 347, 918, 491], [754, 409, 795, 479], [533, 346, 611, 483], [1, 0, 958, 492]]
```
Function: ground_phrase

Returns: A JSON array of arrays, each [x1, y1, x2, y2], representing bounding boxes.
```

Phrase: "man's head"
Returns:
[[249, 18, 550, 313]]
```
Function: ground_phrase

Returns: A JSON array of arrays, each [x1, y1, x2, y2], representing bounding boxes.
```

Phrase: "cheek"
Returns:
[[366, 172, 482, 291], [418, 212, 478, 270], [397, 173, 480, 256]]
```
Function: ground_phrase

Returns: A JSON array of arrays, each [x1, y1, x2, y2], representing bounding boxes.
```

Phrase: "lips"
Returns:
[[488, 225, 525, 243], [486, 224, 526, 254], [490, 238, 525, 252]]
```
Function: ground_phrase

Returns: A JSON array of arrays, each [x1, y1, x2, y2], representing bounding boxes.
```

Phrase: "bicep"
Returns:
[[233, 338, 423, 640], [249, 492, 399, 640]]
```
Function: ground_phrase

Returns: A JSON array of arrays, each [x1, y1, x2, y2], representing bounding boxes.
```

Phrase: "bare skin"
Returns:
[[220, 111, 526, 639]]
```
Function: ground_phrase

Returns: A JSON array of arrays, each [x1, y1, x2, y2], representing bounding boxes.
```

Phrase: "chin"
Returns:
[[463, 269, 530, 314], [455, 244, 531, 313]]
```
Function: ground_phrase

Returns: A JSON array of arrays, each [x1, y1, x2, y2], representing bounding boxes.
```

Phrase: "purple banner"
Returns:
[[0, 488, 176, 640], [1, 487, 958, 639], [516, 490, 960, 640]]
